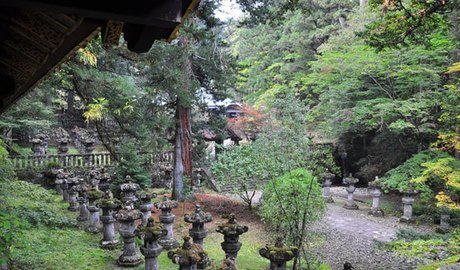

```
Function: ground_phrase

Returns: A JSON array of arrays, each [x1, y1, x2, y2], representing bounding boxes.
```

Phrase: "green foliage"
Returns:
[[82, 97, 109, 123], [385, 239, 447, 257], [261, 168, 325, 268], [0, 180, 77, 228], [232, 2, 355, 105], [385, 227, 460, 260], [380, 150, 450, 193], [0, 139, 15, 182], [0, 210, 21, 268], [11, 227, 115, 270], [305, 10, 452, 142], [417, 254, 460, 270], [211, 143, 270, 208], [261, 168, 325, 234], [0, 176, 77, 268], [211, 94, 339, 208], [0, 84, 56, 137], [46, 161, 61, 169], [414, 157, 460, 211], [361, 0, 453, 50], [113, 139, 151, 189], [396, 228, 451, 242]]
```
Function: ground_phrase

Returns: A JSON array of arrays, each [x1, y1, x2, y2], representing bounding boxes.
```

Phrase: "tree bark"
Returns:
[[172, 36, 194, 201], [172, 102, 192, 201], [173, 114, 185, 201]]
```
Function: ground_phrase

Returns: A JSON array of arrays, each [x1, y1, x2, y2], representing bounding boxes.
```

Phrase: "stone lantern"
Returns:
[[57, 137, 70, 155], [216, 213, 248, 263], [86, 189, 103, 233], [115, 201, 144, 267], [67, 175, 82, 212], [97, 190, 121, 249], [98, 167, 111, 192], [87, 167, 100, 190], [139, 217, 167, 270], [55, 171, 66, 196], [139, 191, 156, 226], [61, 175, 70, 202], [30, 133, 49, 156], [68, 185, 80, 212], [81, 136, 95, 165], [155, 196, 179, 249], [120, 175, 140, 208], [259, 238, 299, 270], [321, 169, 335, 203], [184, 204, 212, 247], [75, 182, 91, 222], [399, 187, 418, 223], [437, 207, 453, 234], [56, 127, 70, 159], [343, 174, 359, 210], [167, 236, 210, 270], [30, 137, 44, 156], [368, 176, 384, 217]]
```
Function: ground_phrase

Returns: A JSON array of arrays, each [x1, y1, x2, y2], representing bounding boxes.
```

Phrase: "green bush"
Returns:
[[261, 168, 325, 267], [385, 227, 460, 261], [381, 150, 450, 193], [261, 168, 325, 236], [380, 150, 451, 216], [0, 139, 15, 182], [0, 180, 77, 228], [0, 210, 21, 268], [396, 228, 450, 242], [211, 139, 339, 209]]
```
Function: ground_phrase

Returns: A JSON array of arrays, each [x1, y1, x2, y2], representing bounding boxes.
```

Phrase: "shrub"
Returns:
[[0, 180, 77, 228], [211, 143, 271, 209], [413, 157, 460, 211], [211, 139, 339, 209], [385, 227, 460, 262], [261, 168, 325, 268], [381, 150, 450, 193], [380, 150, 452, 216], [0, 139, 15, 182]]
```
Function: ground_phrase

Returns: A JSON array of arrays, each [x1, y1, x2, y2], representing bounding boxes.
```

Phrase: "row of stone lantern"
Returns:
[[56, 168, 301, 269], [320, 172, 439, 227], [30, 131, 96, 158]]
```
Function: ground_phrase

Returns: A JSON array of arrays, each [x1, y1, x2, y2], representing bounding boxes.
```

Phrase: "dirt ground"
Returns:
[[151, 193, 265, 239]]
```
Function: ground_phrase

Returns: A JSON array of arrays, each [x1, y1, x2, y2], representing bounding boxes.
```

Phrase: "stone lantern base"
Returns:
[[343, 202, 359, 210], [399, 216, 415, 223], [159, 238, 180, 250], [369, 208, 384, 217], [100, 239, 120, 249], [324, 195, 334, 203], [117, 254, 143, 267]]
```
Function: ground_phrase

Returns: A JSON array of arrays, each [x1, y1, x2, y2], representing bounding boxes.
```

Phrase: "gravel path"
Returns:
[[309, 189, 433, 270]]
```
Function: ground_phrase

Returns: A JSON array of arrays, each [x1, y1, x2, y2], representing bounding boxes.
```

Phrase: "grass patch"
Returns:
[[417, 254, 460, 270], [3, 179, 331, 269], [383, 227, 460, 269], [12, 227, 116, 270], [1, 180, 274, 269]]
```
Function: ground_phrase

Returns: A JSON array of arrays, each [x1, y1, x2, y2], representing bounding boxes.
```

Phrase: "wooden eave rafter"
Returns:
[[0, 0, 200, 113]]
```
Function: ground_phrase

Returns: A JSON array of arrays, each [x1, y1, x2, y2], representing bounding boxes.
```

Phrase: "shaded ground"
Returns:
[[151, 193, 262, 239]]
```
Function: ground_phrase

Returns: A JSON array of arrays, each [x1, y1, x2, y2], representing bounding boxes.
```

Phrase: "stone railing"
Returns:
[[10, 151, 174, 170], [11, 153, 113, 170]]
